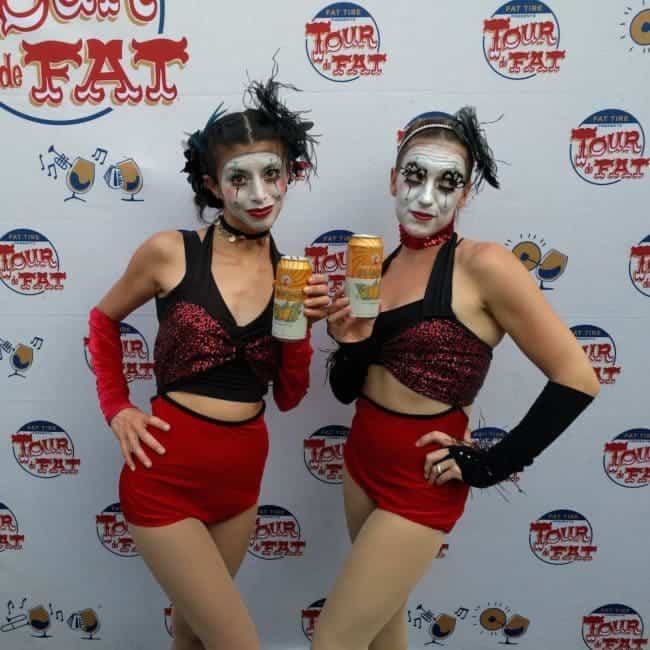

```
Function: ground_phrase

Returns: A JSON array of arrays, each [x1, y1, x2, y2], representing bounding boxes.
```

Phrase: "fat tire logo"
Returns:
[[305, 3, 387, 82], [570, 110, 648, 185], [582, 604, 647, 650], [12, 420, 81, 478], [483, 2, 565, 79], [529, 509, 597, 565], [248, 505, 306, 560], [0, 229, 66, 295], [603, 429, 650, 488], [95, 503, 137, 557], [304, 425, 348, 484]]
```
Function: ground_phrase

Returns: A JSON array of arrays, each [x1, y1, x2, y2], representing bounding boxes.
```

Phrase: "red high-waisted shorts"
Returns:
[[119, 393, 268, 527], [344, 395, 470, 533]]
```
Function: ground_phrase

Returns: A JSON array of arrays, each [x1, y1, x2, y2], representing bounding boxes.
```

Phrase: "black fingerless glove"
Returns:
[[326, 338, 377, 404], [444, 381, 595, 488]]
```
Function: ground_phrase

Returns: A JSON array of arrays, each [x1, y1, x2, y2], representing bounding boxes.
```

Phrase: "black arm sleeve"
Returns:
[[327, 338, 377, 404], [446, 381, 595, 487]]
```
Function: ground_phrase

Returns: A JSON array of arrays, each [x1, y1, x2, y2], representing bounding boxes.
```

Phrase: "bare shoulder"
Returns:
[[136, 229, 185, 265], [456, 238, 518, 279]]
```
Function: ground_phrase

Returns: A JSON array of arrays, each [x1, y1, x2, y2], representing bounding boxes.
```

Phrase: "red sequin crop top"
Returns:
[[153, 225, 281, 402], [370, 233, 493, 407]]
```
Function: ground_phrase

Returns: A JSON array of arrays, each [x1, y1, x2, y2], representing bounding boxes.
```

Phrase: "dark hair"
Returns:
[[396, 107, 499, 191], [182, 65, 318, 221]]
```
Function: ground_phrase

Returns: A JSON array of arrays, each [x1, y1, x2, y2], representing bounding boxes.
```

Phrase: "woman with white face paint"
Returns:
[[86, 69, 329, 650], [314, 108, 600, 650]]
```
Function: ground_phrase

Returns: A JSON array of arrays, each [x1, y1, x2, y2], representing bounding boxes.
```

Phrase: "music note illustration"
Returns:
[[7, 600, 14, 616], [20, 598, 27, 609], [64, 157, 95, 202], [47, 163, 58, 180], [454, 607, 469, 621], [91, 147, 108, 165], [39, 155, 44, 171], [30, 337, 44, 350]]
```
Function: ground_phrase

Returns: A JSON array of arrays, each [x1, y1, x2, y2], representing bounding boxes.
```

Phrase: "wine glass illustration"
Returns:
[[501, 614, 530, 644], [535, 248, 568, 290], [512, 241, 567, 290], [67, 609, 101, 640], [117, 158, 144, 202], [28, 605, 51, 637], [427, 612, 457, 645], [65, 157, 95, 202], [9, 343, 33, 378]]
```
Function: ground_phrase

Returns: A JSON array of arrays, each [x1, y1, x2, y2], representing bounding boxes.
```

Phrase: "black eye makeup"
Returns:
[[438, 169, 466, 192], [400, 161, 427, 184], [263, 166, 282, 181], [229, 172, 247, 187]]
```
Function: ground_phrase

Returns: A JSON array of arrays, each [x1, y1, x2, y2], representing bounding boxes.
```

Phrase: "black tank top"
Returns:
[[370, 233, 493, 407], [153, 224, 282, 402]]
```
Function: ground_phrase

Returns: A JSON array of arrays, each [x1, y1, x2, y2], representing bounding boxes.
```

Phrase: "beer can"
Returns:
[[345, 234, 383, 318], [272, 256, 312, 341]]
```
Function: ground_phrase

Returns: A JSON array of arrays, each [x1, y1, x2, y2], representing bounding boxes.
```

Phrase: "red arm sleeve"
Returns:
[[87, 307, 135, 424], [273, 329, 313, 412]]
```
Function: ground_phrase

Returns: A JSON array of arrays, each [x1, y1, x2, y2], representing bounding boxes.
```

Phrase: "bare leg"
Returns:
[[129, 506, 260, 650], [341, 469, 409, 650], [313, 470, 445, 650]]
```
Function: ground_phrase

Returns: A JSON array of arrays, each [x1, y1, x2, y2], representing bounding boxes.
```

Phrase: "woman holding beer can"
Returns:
[[86, 68, 329, 650], [314, 108, 599, 650]]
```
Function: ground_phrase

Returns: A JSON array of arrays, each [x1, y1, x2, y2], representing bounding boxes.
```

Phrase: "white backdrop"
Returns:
[[0, 1, 648, 649]]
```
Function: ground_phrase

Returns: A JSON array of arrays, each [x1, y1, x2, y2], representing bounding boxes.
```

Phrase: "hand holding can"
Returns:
[[272, 256, 312, 341], [344, 234, 383, 318]]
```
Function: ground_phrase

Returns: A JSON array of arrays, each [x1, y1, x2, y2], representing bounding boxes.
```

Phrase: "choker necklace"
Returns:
[[399, 220, 455, 250], [216, 215, 270, 243]]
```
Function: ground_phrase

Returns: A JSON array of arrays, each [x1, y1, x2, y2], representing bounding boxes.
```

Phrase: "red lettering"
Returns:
[[73, 38, 142, 104], [0, 533, 24, 550], [0, 0, 48, 38], [0, 514, 16, 531], [21, 39, 82, 105], [131, 37, 188, 103], [51, 0, 120, 22], [126, 0, 157, 24]]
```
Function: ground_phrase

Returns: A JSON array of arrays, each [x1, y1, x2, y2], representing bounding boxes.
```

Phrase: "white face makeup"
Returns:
[[394, 143, 468, 238], [218, 152, 288, 232]]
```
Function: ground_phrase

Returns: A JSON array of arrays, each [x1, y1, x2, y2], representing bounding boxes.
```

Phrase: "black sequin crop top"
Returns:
[[153, 224, 281, 402]]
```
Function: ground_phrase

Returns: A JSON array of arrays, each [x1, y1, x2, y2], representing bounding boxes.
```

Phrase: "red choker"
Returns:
[[399, 221, 455, 249]]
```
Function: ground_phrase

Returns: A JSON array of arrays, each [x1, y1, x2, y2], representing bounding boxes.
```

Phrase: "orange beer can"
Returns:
[[345, 234, 383, 318], [272, 256, 312, 341]]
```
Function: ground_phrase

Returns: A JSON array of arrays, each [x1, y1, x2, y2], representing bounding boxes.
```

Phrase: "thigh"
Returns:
[[343, 466, 376, 542], [206, 503, 258, 577], [128, 519, 259, 650], [313, 509, 445, 650]]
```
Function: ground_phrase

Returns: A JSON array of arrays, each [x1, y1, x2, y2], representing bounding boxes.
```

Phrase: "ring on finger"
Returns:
[[436, 463, 442, 476]]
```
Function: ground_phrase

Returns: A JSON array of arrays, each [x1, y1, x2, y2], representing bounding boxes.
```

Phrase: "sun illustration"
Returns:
[[472, 603, 512, 637], [621, 1, 650, 53]]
